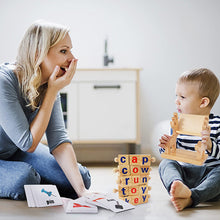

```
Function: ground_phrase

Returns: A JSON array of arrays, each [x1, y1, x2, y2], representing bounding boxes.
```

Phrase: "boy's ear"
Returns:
[[200, 97, 210, 108]]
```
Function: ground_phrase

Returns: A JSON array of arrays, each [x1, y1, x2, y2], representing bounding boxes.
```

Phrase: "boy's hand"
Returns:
[[201, 126, 212, 153], [159, 134, 171, 149]]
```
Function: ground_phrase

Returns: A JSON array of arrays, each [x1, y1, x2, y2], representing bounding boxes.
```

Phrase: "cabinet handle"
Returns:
[[93, 85, 121, 89]]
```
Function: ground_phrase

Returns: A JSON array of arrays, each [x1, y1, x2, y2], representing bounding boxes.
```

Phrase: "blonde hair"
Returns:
[[178, 68, 220, 108], [15, 20, 69, 109]]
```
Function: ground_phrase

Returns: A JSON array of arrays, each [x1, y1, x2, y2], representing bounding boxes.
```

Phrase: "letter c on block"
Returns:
[[120, 156, 126, 163], [122, 167, 128, 174]]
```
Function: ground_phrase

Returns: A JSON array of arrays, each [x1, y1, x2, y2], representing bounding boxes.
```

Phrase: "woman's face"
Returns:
[[40, 33, 75, 84]]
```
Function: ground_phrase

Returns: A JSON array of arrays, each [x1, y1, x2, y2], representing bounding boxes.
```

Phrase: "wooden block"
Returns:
[[140, 166, 151, 176], [161, 148, 208, 166], [119, 196, 139, 205], [129, 155, 152, 166], [129, 155, 141, 165], [118, 175, 141, 186], [118, 166, 151, 176], [119, 196, 131, 203], [117, 185, 147, 197], [118, 186, 129, 197], [130, 165, 141, 175], [116, 154, 130, 165], [118, 175, 150, 187], [140, 155, 152, 166], [177, 113, 209, 136], [129, 196, 141, 205], [139, 185, 149, 195], [139, 194, 149, 204], [119, 195, 149, 205], [118, 176, 132, 186], [139, 175, 150, 185], [118, 165, 130, 175], [131, 175, 141, 185], [128, 186, 139, 196]]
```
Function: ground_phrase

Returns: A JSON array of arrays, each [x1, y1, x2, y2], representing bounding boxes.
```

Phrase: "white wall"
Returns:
[[1, 0, 220, 159]]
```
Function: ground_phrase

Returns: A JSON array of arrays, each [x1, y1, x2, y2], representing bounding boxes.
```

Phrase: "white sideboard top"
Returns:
[[73, 68, 141, 82]]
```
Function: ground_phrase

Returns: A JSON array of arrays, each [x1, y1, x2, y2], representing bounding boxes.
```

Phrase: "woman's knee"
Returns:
[[0, 161, 41, 200], [18, 162, 41, 185]]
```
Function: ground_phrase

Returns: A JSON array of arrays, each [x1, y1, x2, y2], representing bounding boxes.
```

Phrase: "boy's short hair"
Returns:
[[177, 68, 220, 108]]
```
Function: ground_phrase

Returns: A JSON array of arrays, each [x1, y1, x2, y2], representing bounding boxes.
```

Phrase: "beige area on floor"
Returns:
[[0, 165, 220, 220]]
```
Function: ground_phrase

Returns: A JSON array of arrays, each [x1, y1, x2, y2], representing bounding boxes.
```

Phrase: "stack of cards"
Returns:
[[24, 185, 135, 214], [64, 193, 135, 214], [65, 197, 98, 214], [24, 184, 63, 207]]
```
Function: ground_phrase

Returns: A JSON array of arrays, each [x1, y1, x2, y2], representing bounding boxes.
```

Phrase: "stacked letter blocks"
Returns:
[[114, 154, 155, 206]]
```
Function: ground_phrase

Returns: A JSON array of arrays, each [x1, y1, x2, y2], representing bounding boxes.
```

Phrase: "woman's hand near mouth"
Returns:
[[48, 59, 78, 93]]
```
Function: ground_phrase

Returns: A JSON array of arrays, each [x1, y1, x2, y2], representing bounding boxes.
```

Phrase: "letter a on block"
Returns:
[[130, 155, 141, 165]]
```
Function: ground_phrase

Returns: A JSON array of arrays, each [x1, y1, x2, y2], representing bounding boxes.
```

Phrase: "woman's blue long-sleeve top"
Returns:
[[0, 63, 71, 159]]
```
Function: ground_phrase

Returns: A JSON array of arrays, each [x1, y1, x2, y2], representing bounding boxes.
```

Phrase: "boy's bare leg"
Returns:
[[170, 180, 193, 211]]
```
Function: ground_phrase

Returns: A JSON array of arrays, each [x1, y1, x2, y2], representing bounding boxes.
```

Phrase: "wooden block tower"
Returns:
[[113, 154, 155, 206]]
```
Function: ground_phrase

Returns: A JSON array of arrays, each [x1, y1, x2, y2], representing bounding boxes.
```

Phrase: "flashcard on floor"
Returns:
[[86, 193, 135, 213], [24, 184, 63, 207], [65, 197, 98, 214], [85, 193, 109, 209]]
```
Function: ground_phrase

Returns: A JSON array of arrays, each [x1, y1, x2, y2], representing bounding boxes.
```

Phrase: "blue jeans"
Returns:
[[0, 143, 91, 200], [159, 159, 220, 207]]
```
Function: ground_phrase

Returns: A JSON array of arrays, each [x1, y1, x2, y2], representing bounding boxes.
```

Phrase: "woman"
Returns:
[[0, 20, 91, 200]]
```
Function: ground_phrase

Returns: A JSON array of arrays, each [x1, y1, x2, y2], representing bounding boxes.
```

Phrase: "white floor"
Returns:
[[0, 165, 220, 220]]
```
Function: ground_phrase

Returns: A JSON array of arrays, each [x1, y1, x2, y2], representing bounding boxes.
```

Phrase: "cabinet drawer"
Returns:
[[60, 84, 78, 139], [78, 82, 136, 140]]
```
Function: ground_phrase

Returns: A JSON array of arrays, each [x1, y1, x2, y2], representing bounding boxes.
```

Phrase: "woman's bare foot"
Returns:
[[171, 197, 193, 212], [170, 180, 192, 211], [170, 180, 191, 198]]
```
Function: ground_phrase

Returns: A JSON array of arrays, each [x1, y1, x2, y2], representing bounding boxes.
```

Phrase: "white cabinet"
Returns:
[[61, 68, 141, 153]]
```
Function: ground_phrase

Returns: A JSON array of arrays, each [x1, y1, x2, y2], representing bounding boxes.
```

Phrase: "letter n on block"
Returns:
[[140, 175, 150, 185]]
